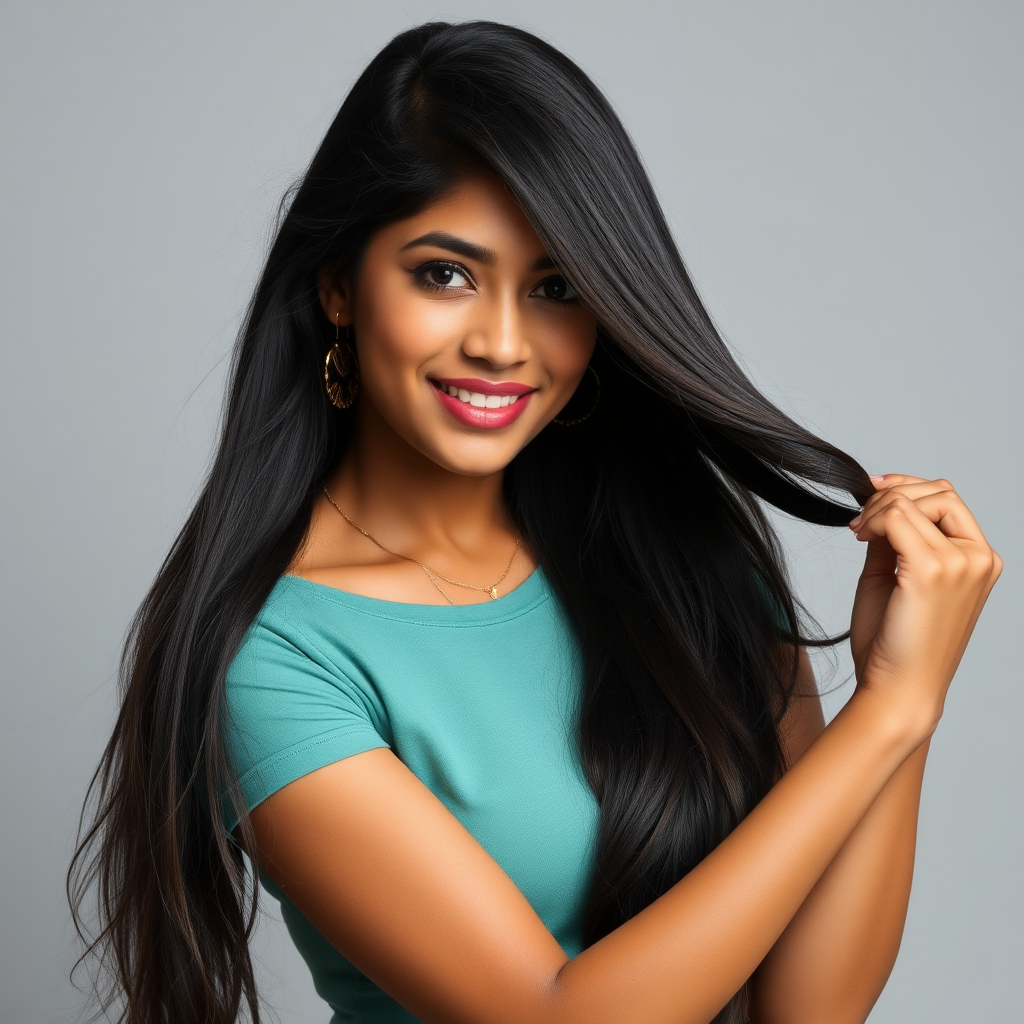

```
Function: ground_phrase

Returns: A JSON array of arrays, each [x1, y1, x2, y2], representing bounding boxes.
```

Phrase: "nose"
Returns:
[[460, 290, 531, 369]]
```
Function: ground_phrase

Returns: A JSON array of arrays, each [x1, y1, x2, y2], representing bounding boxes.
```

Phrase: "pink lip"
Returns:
[[432, 377, 537, 396], [430, 380, 534, 429]]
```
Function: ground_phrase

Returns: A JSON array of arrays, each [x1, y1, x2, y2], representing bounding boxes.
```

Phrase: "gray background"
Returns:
[[2, 2, 1020, 1021]]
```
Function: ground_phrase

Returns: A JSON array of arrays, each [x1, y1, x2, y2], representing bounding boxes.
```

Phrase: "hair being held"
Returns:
[[68, 20, 872, 1024]]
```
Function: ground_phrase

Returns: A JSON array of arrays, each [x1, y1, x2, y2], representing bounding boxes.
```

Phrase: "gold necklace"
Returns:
[[322, 486, 521, 606]]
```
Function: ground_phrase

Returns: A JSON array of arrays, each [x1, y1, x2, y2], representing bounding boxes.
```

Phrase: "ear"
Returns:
[[317, 265, 353, 329]]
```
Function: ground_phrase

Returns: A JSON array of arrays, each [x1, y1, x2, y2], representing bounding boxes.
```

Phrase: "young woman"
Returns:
[[69, 20, 1001, 1024]]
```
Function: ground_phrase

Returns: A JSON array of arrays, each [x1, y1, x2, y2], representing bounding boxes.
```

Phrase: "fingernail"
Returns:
[[849, 515, 862, 528], [869, 475, 885, 483]]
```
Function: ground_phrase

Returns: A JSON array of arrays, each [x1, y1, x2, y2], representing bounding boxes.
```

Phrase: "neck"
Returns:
[[327, 399, 511, 552]]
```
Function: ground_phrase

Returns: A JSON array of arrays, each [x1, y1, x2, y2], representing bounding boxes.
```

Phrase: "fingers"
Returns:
[[852, 487, 1001, 598], [854, 493, 953, 556], [868, 474, 927, 487], [851, 477, 986, 545], [896, 491, 986, 545], [853, 475, 1001, 589], [853, 499, 946, 579], [852, 479, 946, 526]]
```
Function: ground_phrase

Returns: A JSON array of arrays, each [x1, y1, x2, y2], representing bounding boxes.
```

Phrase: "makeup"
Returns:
[[430, 377, 536, 429]]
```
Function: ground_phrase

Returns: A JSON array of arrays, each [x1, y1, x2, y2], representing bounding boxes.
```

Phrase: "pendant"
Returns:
[[489, 586, 498, 600]]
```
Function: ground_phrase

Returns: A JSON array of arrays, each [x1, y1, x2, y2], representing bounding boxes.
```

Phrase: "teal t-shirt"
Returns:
[[223, 567, 600, 1023]]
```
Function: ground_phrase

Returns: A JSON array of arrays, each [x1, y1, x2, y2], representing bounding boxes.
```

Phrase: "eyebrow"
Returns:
[[400, 231, 558, 272]]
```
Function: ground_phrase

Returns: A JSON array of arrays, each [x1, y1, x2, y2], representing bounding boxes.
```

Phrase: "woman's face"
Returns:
[[319, 172, 598, 477]]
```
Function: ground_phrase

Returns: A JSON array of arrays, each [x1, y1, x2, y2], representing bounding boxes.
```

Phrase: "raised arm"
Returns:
[[249, 476, 999, 1024]]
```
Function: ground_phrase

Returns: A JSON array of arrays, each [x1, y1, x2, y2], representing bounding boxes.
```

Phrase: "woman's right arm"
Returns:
[[249, 478, 999, 1024], [252, 693, 918, 1024]]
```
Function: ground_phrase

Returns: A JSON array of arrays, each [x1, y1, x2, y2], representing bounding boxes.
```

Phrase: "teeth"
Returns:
[[442, 385, 525, 408]]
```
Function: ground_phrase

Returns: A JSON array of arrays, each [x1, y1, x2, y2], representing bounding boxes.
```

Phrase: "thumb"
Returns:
[[859, 535, 898, 581]]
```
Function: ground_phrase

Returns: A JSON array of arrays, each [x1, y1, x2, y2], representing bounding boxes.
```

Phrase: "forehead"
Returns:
[[371, 172, 549, 260]]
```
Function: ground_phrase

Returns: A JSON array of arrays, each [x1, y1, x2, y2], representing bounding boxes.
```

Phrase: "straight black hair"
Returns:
[[69, 20, 870, 1024]]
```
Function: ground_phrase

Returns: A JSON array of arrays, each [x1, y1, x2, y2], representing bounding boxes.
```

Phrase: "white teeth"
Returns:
[[441, 385, 525, 408]]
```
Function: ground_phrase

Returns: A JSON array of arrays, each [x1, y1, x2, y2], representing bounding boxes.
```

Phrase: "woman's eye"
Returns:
[[415, 262, 471, 292], [532, 275, 579, 303]]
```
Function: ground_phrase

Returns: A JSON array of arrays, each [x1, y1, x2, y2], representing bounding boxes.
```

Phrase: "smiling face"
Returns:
[[318, 172, 598, 477]]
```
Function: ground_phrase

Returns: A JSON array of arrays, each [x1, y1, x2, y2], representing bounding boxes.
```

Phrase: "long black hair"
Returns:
[[69, 20, 871, 1024]]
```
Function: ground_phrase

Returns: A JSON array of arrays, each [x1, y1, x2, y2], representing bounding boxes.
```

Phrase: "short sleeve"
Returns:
[[220, 616, 390, 834]]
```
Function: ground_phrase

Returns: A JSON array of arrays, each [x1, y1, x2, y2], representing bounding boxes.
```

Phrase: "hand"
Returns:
[[847, 474, 1001, 739]]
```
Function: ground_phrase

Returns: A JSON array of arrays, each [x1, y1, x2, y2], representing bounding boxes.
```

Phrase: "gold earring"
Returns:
[[324, 314, 360, 409], [553, 365, 601, 426]]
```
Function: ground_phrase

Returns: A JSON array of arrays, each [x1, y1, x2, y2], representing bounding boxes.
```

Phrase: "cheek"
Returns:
[[357, 288, 457, 389], [540, 314, 598, 384]]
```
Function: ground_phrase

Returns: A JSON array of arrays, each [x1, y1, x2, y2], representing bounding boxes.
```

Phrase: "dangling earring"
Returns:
[[553, 365, 601, 426], [324, 314, 360, 409]]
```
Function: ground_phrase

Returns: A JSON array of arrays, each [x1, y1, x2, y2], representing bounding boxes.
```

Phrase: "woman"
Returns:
[[69, 20, 1001, 1024]]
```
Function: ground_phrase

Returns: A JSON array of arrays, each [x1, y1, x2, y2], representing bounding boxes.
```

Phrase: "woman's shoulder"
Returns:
[[222, 576, 395, 831], [226, 575, 385, 707], [231, 575, 337, 666], [236, 570, 425, 649]]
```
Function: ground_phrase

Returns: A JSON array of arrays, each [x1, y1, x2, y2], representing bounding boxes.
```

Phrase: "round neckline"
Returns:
[[276, 564, 549, 625]]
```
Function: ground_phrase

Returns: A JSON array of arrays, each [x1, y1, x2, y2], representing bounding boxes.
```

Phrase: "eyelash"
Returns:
[[411, 260, 579, 303], [413, 260, 474, 293]]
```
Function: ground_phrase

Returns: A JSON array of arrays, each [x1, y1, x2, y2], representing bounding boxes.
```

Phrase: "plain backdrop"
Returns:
[[2, 2, 1020, 1022]]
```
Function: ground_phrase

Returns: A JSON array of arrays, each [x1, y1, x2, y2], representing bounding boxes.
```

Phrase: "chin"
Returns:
[[420, 433, 526, 478]]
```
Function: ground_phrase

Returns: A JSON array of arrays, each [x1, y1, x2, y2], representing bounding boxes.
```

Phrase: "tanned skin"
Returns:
[[251, 170, 1002, 1024]]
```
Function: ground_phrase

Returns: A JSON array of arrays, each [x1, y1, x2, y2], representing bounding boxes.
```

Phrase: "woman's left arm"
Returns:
[[747, 647, 929, 1024]]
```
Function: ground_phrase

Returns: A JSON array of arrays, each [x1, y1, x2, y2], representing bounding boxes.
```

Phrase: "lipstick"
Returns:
[[430, 377, 536, 429]]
